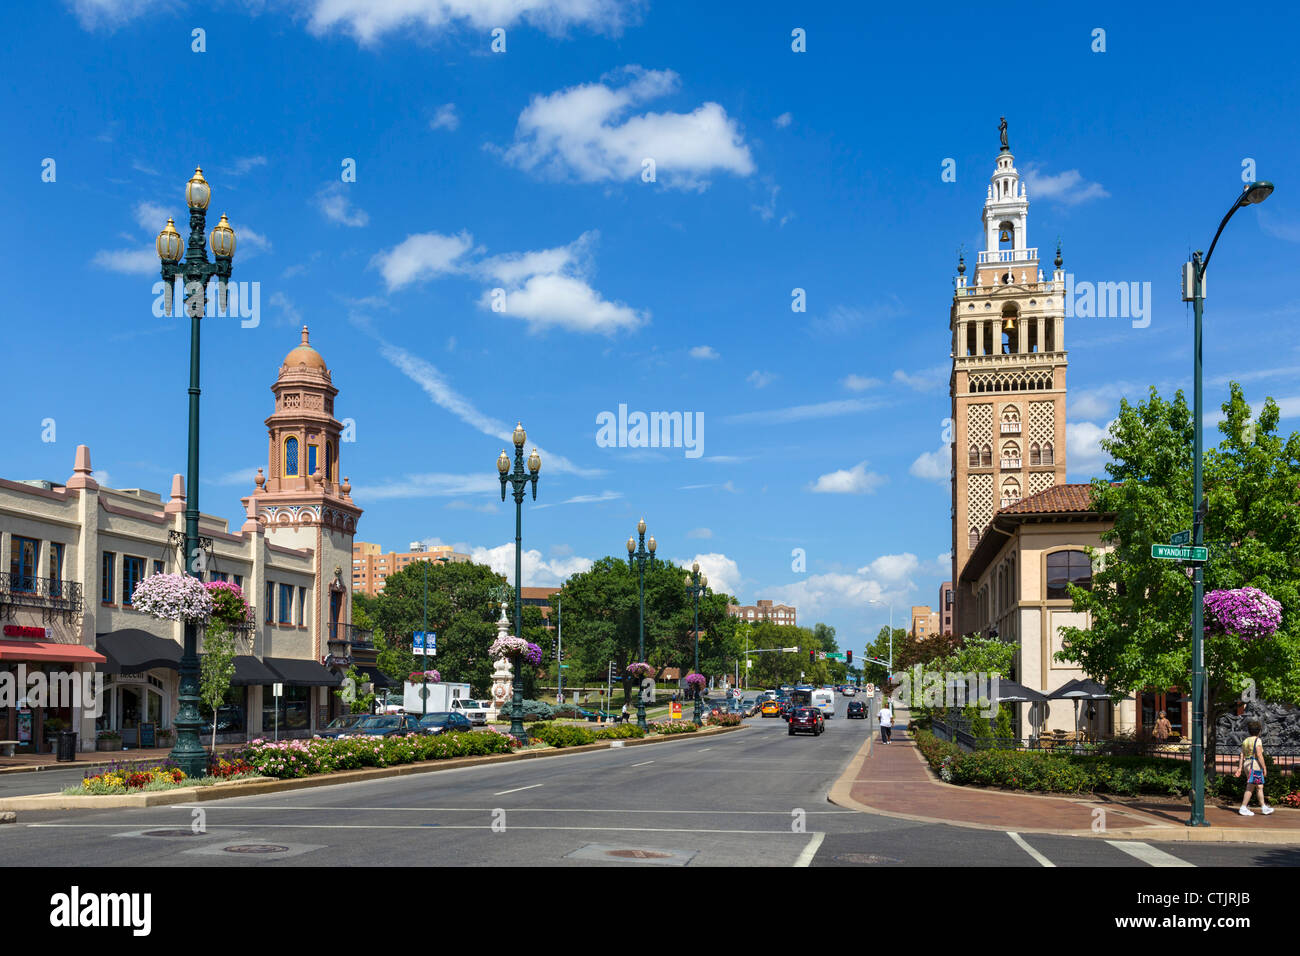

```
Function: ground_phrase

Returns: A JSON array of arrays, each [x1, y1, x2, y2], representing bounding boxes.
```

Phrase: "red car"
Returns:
[[788, 706, 825, 737]]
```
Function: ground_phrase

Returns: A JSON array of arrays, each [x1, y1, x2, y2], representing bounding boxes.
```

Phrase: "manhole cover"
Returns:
[[222, 844, 290, 854], [142, 829, 201, 837], [833, 853, 901, 865], [606, 849, 672, 860]]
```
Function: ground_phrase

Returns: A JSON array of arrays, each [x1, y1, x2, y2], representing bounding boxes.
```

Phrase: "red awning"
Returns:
[[0, 640, 107, 664]]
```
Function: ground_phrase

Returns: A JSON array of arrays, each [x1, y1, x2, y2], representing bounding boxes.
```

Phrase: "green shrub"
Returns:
[[239, 731, 515, 779], [706, 713, 742, 727], [528, 724, 596, 748], [650, 721, 698, 735], [594, 723, 646, 740]]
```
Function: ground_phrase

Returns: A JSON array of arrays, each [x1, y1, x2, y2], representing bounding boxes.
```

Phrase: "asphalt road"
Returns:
[[1, 694, 1296, 867]]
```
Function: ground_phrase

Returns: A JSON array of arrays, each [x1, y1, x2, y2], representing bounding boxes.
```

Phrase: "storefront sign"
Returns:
[[16, 710, 32, 743], [3, 625, 46, 639], [139, 722, 156, 748]]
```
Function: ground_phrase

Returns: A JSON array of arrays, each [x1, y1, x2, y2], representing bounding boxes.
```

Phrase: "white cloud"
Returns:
[[133, 201, 171, 231], [842, 374, 881, 392], [67, 0, 155, 29], [808, 461, 887, 495], [91, 469, 112, 487], [269, 292, 302, 327], [353, 472, 499, 500], [316, 183, 370, 227], [446, 499, 499, 513], [92, 247, 156, 275], [909, 445, 952, 483], [535, 490, 623, 509], [677, 552, 741, 598], [237, 225, 272, 255], [1259, 211, 1300, 243], [1024, 164, 1110, 205], [892, 365, 948, 392], [229, 155, 268, 176], [751, 183, 791, 225], [1069, 383, 1131, 421], [300, 0, 640, 45], [430, 103, 459, 131], [483, 272, 644, 334], [859, 553, 920, 583], [686, 527, 712, 539], [747, 370, 777, 388], [723, 397, 890, 426], [209, 467, 260, 486], [501, 66, 754, 189], [470, 542, 594, 588], [689, 345, 719, 360], [1066, 420, 1112, 478], [766, 551, 933, 624], [808, 299, 906, 337], [773, 112, 792, 128], [372, 231, 474, 290]]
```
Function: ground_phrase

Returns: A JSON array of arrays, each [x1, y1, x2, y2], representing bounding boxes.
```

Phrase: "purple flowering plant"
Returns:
[[626, 662, 655, 678], [1204, 587, 1282, 641], [131, 573, 213, 623], [685, 673, 707, 688], [489, 636, 543, 666]]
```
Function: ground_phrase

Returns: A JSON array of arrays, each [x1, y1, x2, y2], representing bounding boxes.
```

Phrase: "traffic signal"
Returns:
[[846, 649, 853, 665], [809, 649, 815, 664]]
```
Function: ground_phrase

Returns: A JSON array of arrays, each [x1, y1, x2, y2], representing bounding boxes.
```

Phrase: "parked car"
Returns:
[[842, 686, 857, 697], [760, 700, 781, 717], [380, 692, 406, 715], [316, 713, 372, 739], [417, 711, 474, 735], [450, 698, 490, 725], [788, 706, 825, 736], [350, 714, 424, 737], [846, 700, 867, 719], [778, 700, 795, 720]]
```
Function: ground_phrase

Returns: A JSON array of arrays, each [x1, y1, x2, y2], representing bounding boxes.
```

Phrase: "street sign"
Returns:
[[865, 683, 875, 696], [825, 652, 845, 661], [413, 631, 437, 654], [669, 702, 682, 720], [1170, 530, 1191, 546], [1152, 544, 1207, 561]]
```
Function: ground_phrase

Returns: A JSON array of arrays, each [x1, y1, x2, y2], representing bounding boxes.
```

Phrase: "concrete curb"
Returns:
[[0, 723, 745, 813], [826, 731, 1300, 846]]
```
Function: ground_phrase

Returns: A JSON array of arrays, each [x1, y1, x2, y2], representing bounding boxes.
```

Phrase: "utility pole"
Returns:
[[557, 596, 563, 704]]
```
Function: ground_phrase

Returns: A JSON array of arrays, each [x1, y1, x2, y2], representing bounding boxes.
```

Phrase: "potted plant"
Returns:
[[156, 728, 174, 747], [96, 729, 122, 752]]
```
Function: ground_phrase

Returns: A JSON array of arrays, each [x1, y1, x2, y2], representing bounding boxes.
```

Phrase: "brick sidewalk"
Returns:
[[838, 723, 1300, 839], [0, 742, 246, 774]]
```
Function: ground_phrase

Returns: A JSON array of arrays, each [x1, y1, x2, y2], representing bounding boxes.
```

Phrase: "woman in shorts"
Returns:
[[1238, 719, 1275, 817]]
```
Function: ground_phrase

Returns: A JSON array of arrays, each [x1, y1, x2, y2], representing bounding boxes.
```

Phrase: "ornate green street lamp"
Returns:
[[498, 423, 540, 742], [157, 167, 236, 779], [1184, 178, 1274, 828], [686, 562, 708, 725], [626, 519, 657, 731]]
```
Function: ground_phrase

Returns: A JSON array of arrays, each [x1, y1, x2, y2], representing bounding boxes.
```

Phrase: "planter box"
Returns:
[[96, 739, 120, 752]]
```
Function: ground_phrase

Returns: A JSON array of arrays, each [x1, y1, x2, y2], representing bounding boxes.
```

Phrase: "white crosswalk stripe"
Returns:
[[1106, 841, 1195, 867], [1006, 832, 1055, 866]]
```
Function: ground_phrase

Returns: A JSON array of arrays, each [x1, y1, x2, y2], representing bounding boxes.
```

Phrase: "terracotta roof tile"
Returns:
[[998, 483, 1097, 515]]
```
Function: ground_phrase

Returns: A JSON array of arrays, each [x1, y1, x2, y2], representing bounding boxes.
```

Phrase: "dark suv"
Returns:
[[846, 700, 867, 719], [788, 707, 825, 737]]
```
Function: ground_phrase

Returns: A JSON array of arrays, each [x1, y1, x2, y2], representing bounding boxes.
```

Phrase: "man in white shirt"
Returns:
[[878, 701, 893, 744]]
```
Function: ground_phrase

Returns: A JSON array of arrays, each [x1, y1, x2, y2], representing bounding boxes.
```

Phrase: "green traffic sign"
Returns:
[[1170, 530, 1191, 546], [1152, 544, 1207, 561]]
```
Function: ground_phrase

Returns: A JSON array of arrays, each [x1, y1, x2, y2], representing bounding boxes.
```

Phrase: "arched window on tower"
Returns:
[[968, 444, 980, 467], [284, 437, 299, 477], [980, 444, 992, 468], [326, 441, 334, 481], [1030, 442, 1041, 466], [1042, 441, 1055, 465], [308, 443, 319, 479], [969, 528, 979, 550]]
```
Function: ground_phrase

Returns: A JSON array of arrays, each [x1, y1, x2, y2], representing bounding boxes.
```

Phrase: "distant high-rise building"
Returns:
[[352, 541, 470, 596], [910, 606, 941, 640]]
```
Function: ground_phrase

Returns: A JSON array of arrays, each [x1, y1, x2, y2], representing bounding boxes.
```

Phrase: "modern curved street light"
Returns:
[[686, 562, 709, 725], [1185, 179, 1274, 828], [498, 423, 540, 742], [626, 519, 656, 730], [157, 166, 236, 779]]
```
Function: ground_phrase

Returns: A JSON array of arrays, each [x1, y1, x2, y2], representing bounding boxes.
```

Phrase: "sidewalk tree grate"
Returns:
[[606, 848, 672, 860], [223, 844, 290, 854]]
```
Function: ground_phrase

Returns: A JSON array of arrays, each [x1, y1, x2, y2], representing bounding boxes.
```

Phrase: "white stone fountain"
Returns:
[[486, 602, 514, 722]]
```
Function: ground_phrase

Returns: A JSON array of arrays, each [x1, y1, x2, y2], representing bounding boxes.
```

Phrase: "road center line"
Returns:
[[1106, 840, 1195, 867], [493, 784, 542, 796], [26, 822, 812, 835], [172, 805, 856, 814], [1007, 831, 1055, 867], [793, 832, 825, 867], [630, 760, 654, 767]]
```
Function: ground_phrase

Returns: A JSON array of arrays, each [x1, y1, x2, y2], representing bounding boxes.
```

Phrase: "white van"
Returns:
[[811, 688, 835, 718]]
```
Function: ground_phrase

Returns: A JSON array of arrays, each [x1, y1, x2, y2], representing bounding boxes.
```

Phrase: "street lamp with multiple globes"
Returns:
[[498, 423, 540, 742], [686, 562, 708, 725], [626, 519, 657, 730], [156, 166, 236, 779], [1184, 178, 1274, 828]]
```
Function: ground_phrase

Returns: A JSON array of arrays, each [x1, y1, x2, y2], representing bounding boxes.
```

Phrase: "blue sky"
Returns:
[[4, 1, 1299, 647]]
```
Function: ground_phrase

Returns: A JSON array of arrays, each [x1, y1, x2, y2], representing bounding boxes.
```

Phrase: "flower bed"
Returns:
[[649, 721, 698, 735], [706, 713, 742, 727], [240, 731, 516, 779]]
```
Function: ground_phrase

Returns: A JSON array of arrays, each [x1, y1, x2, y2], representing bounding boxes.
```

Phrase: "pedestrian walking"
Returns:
[[1239, 719, 1275, 816], [621, 702, 629, 724], [878, 700, 893, 744], [1153, 710, 1172, 742]]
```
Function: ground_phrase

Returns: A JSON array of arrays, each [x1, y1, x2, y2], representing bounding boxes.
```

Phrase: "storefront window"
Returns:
[[10, 536, 39, 592], [199, 686, 247, 735], [261, 685, 310, 732], [279, 584, 293, 624]]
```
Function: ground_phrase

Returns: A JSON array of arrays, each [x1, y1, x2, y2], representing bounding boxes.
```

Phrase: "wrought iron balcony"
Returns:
[[328, 622, 374, 648], [0, 573, 84, 623]]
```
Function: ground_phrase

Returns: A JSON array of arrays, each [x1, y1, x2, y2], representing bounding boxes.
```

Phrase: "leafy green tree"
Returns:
[[863, 626, 909, 687], [335, 663, 376, 714], [367, 560, 509, 697], [1059, 385, 1300, 771], [200, 623, 237, 754]]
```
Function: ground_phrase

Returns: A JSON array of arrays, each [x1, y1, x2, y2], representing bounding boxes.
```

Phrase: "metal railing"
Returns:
[[328, 622, 374, 647], [957, 733, 1300, 774], [0, 573, 84, 621], [978, 248, 1038, 264]]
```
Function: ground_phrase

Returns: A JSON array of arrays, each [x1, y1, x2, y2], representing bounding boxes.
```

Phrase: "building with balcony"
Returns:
[[0, 327, 369, 754]]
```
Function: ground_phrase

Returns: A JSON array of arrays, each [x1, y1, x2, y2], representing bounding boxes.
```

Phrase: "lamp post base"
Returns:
[[693, 695, 702, 726], [637, 699, 647, 731]]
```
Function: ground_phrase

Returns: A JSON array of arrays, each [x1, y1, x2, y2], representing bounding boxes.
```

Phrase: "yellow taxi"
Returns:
[[760, 699, 781, 717]]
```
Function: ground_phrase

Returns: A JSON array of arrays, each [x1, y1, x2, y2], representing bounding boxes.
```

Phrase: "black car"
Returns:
[[316, 713, 374, 739], [846, 700, 867, 719], [417, 711, 473, 735]]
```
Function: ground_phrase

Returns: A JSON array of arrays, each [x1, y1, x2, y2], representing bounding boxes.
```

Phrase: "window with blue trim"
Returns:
[[153, 559, 164, 576], [9, 536, 39, 592], [265, 582, 274, 622], [122, 556, 145, 605], [284, 437, 299, 476], [102, 552, 115, 603], [297, 586, 307, 626], [49, 542, 65, 598], [279, 583, 293, 624], [308, 444, 318, 478]]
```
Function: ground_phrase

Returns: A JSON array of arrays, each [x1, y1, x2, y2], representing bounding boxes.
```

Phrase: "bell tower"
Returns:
[[950, 121, 1069, 635]]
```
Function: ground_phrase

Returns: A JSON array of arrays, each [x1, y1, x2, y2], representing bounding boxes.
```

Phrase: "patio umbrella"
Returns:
[[990, 679, 1048, 704], [1048, 679, 1116, 736]]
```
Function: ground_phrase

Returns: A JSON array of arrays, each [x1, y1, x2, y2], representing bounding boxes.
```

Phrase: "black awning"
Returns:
[[353, 663, 398, 689], [265, 657, 344, 687], [231, 656, 280, 686], [1047, 678, 1116, 700], [95, 629, 182, 673]]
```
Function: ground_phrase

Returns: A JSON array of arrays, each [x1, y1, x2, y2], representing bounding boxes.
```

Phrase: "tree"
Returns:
[[895, 630, 962, 673], [366, 560, 508, 697], [199, 623, 237, 755], [336, 663, 376, 714], [1059, 384, 1300, 772]]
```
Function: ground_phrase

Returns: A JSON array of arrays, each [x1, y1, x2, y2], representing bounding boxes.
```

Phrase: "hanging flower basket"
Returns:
[[1204, 587, 1282, 641], [684, 673, 707, 688], [489, 636, 543, 666], [408, 670, 441, 683], [204, 580, 249, 630], [626, 662, 655, 679], [131, 573, 213, 623]]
